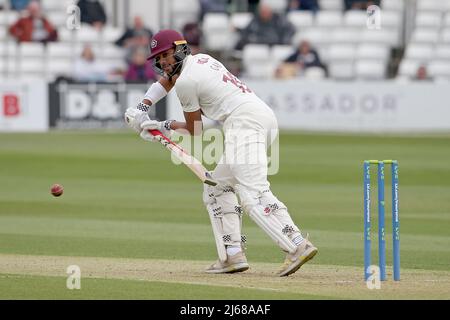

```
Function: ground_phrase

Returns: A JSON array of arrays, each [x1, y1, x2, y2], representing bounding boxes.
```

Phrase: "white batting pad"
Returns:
[[235, 185, 297, 254], [203, 184, 244, 262]]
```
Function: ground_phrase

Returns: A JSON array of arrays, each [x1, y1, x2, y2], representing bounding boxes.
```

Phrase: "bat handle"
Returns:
[[148, 129, 162, 136], [148, 129, 172, 145]]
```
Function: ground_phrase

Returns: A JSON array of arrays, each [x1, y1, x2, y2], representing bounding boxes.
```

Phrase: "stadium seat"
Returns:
[[245, 63, 274, 79], [355, 60, 386, 80], [444, 13, 450, 27], [47, 12, 68, 28], [434, 44, 450, 60], [433, 76, 450, 83], [74, 43, 102, 57], [304, 66, 326, 80], [417, 0, 446, 12], [58, 27, 76, 42], [243, 44, 271, 62], [230, 12, 253, 30], [398, 60, 420, 77], [271, 45, 294, 64], [356, 44, 390, 61], [287, 11, 314, 31], [242, 44, 272, 79], [411, 28, 440, 44], [202, 13, 232, 51], [171, 0, 200, 31], [42, 0, 70, 11], [296, 28, 331, 47], [394, 75, 411, 83], [0, 57, 18, 79], [19, 58, 45, 76], [361, 29, 399, 47], [0, 42, 17, 57], [5, 58, 18, 75], [101, 26, 123, 43], [316, 11, 343, 28], [262, 0, 287, 13], [344, 10, 367, 27], [328, 61, 354, 79], [76, 26, 101, 43], [382, 0, 404, 11], [319, 0, 343, 11], [405, 43, 434, 60], [100, 58, 127, 72], [381, 11, 402, 28], [46, 59, 73, 79], [331, 27, 362, 44], [171, 0, 200, 15], [328, 44, 356, 61], [317, 46, 330, 64], [21, 72, 48, 80], [441, 28, 450, 43], [98, 44, 126, 60], [0, 11, 19, 25], [428, 61, 450, 78], [415, 12, 442, 28], [0, 26, 6, 41], [47, 42, 74, 58], [19, 42, 45, 57]]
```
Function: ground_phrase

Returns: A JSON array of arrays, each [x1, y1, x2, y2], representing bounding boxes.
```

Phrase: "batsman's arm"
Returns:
[[164, 110, 203, 136], [146, 110, 202, 136], [141, 77, 175, 106]]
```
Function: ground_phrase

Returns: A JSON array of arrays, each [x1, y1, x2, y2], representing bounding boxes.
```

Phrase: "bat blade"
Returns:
[[148, 129, 217, 186]]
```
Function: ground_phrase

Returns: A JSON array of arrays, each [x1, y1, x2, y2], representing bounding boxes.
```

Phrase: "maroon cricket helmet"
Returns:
[[147, 29, 187, 60]]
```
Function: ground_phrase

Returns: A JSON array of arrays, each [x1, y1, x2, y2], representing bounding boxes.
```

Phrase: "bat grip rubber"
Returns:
[[148, 129, 162, 136]]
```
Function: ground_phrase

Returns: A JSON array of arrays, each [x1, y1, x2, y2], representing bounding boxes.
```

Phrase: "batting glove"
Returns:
[[140, 119, 174, 142], [124, 104, 150, 133]]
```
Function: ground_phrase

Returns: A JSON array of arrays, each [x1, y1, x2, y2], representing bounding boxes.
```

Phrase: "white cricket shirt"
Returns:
[[174, 54, 267, 121]]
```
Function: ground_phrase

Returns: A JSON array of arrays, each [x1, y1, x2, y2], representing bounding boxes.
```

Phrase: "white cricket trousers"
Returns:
[[213, 102, 278, 193]]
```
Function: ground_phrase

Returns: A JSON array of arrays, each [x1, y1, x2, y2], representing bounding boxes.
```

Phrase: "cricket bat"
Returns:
[[148, 129, 217, 186]]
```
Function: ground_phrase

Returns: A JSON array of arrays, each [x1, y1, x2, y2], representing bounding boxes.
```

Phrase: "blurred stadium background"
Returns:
[[0, 0, 450, 133]]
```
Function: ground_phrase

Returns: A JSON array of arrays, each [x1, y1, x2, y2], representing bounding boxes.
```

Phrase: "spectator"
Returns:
[[235, 2, 295, 50], [125, 47, 157, 82], [414, 65, 432, 81], [344, 0, 381, 11], [182, 22, 202, 55], [115, 16, 153, 62], [276, 40, 325, 78], [287, 0, 320, 13], [77, 0, 107, 30], [10, 0, 31, 11], [73, 45, 111, 82], [199, 0, 228, 21], [9, 0, 57, 43]]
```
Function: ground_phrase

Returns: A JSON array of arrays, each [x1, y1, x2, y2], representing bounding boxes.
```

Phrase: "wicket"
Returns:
[[364, 160, 400, 281]]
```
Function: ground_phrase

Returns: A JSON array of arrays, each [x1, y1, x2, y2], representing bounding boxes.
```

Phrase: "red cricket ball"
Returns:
[[51, 184, 64, 197]]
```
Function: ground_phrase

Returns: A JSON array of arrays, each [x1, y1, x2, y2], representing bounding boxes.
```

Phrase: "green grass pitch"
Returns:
[[0, 131, 449, 299]]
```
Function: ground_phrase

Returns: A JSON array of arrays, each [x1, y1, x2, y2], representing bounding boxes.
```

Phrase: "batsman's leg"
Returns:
[[203, 182, 249, 274], [236, 185, 318, 276], [224, 114, 317, 277]]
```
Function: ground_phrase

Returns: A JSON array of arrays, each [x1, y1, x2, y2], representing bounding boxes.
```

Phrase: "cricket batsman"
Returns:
[[124, 29, 318, 276]]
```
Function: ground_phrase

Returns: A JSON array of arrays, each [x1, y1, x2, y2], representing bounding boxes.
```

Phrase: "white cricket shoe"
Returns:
[[205, 251, 249, 274], [278, 234, 318, 277]]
